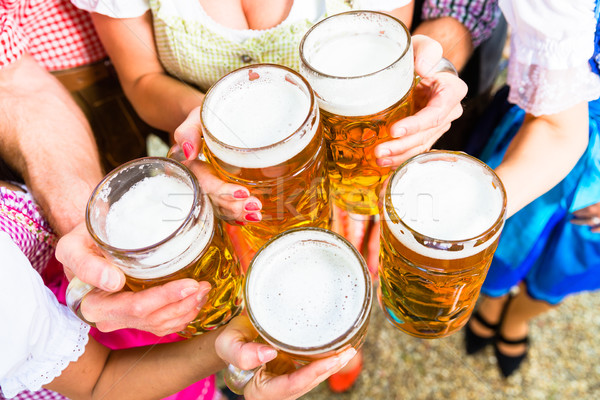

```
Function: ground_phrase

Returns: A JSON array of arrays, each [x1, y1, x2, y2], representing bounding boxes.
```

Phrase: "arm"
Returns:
[[0, 55, 103, 235], [47, 316, 351, 400], [495, 103, 589, 217], [414, 0, 500, 71], [46, 330, 225, 400], [90, 11, 204, 134]]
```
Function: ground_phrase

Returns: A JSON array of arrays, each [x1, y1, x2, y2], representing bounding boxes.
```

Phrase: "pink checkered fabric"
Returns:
[[2, 389, 67, 400], [0, 0, 106, 70], [0, 186, 56, 274]]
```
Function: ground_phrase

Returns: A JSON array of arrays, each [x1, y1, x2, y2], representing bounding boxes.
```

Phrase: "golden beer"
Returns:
[[201, 64, 330, 250], [378, 151, 506, 338], [300, 11, 415, 215], [225, 227, 372, 394], [85, 157, 243, 337]]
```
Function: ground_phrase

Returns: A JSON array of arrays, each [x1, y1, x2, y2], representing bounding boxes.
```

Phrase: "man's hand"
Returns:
[[215, 316, 356, 400], [56, 222, 209, 335], [374, 35, 468, 167]]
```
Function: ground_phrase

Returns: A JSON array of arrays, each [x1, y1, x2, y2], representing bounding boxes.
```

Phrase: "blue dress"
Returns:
[[478, 5, 600, 305]]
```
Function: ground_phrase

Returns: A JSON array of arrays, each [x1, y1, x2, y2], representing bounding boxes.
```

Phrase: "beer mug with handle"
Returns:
[[66, 157, 244, 337], [201, 64, 330, 251], [378, 151, 507, 338], [224, 227, 372, 394], [300, 11, 457, 215]]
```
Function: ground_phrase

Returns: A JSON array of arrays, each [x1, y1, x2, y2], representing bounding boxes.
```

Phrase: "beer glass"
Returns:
[[201, 64, 330, 251], [300, 11, 455, 215], [378, 151, 506, 338], [224, 227, 372, 394], [66, 157, 244, 337]]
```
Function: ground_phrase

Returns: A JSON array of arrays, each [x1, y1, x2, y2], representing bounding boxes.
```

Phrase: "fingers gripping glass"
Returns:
[[224, 227, 372, 395], [66, 157, 244, 336], [299, 10, 457, 216]]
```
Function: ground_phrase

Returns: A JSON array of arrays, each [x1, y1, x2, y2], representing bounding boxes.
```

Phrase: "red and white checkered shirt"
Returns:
[[0, 0, 106, 71]]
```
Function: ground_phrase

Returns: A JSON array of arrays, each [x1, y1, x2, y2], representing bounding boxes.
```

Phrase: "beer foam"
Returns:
[[308, 33, 403, 78], [103, 175, 214, 278], [105, 175, 194, 249], [301, 14, 414, 116], [385, 155, 505, 260], [247, 230, 368, 348], [203, 66, 317, 168]]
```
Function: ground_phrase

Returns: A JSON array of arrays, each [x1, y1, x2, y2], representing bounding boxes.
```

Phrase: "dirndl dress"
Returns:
[[478, 3, 600, 305]]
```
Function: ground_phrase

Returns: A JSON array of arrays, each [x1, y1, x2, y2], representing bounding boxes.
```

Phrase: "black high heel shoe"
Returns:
[[464, 311, 500, 355], [494, 334, 529, 378]]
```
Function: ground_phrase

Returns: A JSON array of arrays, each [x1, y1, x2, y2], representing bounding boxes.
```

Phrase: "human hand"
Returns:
[[215, 316, 356, 400], [374, 34, 468, 167], [56, 222, 211, 335], [172, 107, 263, 224], [571, 202, 600, 233]]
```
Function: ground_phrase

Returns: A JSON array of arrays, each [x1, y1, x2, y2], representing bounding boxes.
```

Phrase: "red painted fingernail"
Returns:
[[245, 202, 260, 211], [245, 213, 260, 222], [235, 220, 246, 226], [182, 142, 194, 159], [234, 190, 249, 199]]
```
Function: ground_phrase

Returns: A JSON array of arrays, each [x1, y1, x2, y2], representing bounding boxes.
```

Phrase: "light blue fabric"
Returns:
[[478, 7, 600, 302]]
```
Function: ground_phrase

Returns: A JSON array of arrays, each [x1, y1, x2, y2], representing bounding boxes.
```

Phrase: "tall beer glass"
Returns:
[[378, 151, 506, 338], [300, 11, 415, 215], [201, 64, 330, 251], [225, 227, 372, 394], [67, 157, 244, 337]]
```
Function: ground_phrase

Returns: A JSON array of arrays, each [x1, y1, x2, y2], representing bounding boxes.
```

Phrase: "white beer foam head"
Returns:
[[100, 174, 214, 279], [202, 65, 318, 169], [300, 12, 414, 116], [384, 153, 505, 260], [247, 229, 368, 348]]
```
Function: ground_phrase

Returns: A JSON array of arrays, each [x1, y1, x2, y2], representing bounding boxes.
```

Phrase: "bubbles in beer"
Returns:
[[247, 230, 366, 348], [105, 175, 194, 249]]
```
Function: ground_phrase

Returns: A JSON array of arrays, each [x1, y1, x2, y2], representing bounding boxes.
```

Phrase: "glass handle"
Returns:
[[223, 363, 261, 395], [66, 276, 96, 326], [415, 57, 458, 85]]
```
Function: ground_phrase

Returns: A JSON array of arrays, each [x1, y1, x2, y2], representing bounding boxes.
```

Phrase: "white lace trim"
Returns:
[[510, 29, 596, 71], [1, 311, 90, 398], [507, 59, 600, 116]]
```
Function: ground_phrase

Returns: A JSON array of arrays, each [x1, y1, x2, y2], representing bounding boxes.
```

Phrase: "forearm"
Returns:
[[90, 12, 204, 135], [0, 55, 103, 235], [495, 103, 589, 218], [47, 330, 225, 400], [412, 17, 473, 71], [93, 330, 225, 400], [126, 72, 204, 134]]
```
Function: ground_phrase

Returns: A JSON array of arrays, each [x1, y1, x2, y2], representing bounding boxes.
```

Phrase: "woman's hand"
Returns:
[[173, 107, 263, 224], [56, 223, 211, 336], [374, 35, 468, 167], [215, 316, 356, 400]]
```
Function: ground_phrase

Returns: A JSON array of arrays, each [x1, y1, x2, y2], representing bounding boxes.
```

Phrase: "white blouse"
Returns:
[[500, 0, 600, 115], [0, 232, 89, 399], [72, 0, 412, 42]]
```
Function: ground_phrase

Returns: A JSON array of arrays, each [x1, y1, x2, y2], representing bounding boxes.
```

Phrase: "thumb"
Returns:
[[216, 316, 278, 370]]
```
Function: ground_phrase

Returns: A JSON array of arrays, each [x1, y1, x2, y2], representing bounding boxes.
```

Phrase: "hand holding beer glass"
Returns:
[[378, 151, 506, 338], [66, 157, 244, 337], [201, 65, 330, 251], [223, 228, 372, 395], [300, 11, 459, 215]]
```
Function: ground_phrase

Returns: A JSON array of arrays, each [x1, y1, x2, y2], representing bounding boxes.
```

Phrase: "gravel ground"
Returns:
[[300, 290, 600, 400]]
